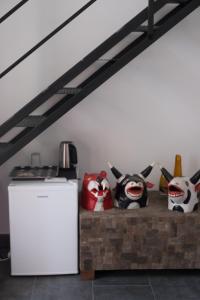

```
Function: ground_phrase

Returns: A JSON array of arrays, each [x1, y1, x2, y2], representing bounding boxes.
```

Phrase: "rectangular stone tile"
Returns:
[[94, 270, 149, 286], [31, 276, 92, 300], [93, 286, 154, 300], [0, 297, 30, 300], [35, 274, 91, 286], [153, 284, 200, 300], [0, 276, 34, 298], [0, 260, 10, 279], [149, 270, 200, 287]]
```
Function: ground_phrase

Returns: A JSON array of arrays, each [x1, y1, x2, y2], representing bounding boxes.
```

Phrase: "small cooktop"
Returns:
[[9, 166, 58, 180]]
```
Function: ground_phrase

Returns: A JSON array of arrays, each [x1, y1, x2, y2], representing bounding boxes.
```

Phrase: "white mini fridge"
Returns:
[[8, 179, 78, 276]]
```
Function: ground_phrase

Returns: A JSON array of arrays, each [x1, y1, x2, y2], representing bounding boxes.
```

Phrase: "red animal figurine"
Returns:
[[81, 171, 113, 211]]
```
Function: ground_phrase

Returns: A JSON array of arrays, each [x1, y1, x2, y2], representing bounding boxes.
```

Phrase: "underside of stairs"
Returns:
[[0, 0, 199, 166]]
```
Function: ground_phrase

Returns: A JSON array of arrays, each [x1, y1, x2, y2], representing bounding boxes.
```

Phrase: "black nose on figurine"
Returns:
[[173, 205, 184, 213]]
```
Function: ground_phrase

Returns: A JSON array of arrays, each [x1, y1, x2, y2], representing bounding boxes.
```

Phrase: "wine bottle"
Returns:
[[159, 174, 168, 195]]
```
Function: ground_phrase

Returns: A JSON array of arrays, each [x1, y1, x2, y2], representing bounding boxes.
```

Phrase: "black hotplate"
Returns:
[[10, 166, 58, 180]]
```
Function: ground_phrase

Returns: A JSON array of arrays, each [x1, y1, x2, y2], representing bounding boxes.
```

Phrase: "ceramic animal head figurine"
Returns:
[[108, 162, 154, 209], [160, 166, 200, 213], [81, 171, 113, 211]]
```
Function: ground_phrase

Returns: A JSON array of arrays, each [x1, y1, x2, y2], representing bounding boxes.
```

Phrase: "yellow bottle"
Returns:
[[173, 154, 182, 177]]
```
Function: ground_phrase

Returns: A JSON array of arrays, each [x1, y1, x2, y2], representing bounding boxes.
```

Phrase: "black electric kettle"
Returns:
[[59, 141, 77, 169]]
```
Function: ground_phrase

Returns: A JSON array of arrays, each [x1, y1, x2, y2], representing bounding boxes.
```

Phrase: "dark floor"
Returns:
[[1, 261, 200, 300]]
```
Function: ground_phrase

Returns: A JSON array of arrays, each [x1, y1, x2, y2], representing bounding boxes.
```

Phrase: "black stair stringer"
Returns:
[[0, 0, 98, 80], [0, 0, 29, 24], [30, 0, 200, 127], [0, 0, 199, 166], [0, 0, 167, 139]]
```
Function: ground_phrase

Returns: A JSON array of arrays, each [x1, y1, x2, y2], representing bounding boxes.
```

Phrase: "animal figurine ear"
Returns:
[[190, 170, 200, 185], [159, 165, 173, 182], [100, 171, 107, 178], [108, 162, 124, 182], [195, 183, 200, 192], [140, 162, 155, 178], [146, 182, 154, 189]]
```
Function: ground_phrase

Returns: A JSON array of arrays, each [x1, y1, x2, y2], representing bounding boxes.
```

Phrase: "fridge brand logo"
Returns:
[[37, 195, 48, 198]]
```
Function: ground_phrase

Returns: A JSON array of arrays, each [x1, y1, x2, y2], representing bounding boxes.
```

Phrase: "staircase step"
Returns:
[[16, 116, 46, 127], [97, 58, 117, 62], [0, 143, 13, 154], [56, 87, 82, 95], [133, 25, 159, 32], [167, 0, 189, 3]]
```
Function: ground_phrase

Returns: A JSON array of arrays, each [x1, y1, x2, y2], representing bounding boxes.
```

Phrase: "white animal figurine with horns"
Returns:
[[108, 162, 155, 209], [160, 165, 200, 213]]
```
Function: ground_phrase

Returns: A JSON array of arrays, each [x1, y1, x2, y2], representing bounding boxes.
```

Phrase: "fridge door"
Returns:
[[8, 181, 78, 275]]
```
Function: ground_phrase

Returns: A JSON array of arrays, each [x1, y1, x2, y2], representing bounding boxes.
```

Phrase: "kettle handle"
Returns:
[[69, 144, 77, 165]]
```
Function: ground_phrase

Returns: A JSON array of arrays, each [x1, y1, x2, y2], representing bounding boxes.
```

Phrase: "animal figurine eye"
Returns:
[[88, 181, 99, 192], [185, 181, 189, 187]]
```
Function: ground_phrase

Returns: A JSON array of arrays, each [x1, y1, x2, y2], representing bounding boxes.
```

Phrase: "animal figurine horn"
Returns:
[[140, 163, 155, 178], [108, 162, 155, 209], [107, 162, 124, 182], [160, 165, 200, 213], [159, 167, 174, 183], [190, 170, 200, 185]]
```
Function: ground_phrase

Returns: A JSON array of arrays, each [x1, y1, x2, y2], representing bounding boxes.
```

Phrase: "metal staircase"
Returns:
[[0, 0, 199, 166]]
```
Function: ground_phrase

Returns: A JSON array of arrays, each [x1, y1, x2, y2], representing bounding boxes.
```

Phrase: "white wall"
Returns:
[[0, 0, 200, 233]]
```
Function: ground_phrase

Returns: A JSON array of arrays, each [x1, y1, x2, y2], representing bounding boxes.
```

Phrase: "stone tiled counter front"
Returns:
[[79, 192, 200, 279]]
